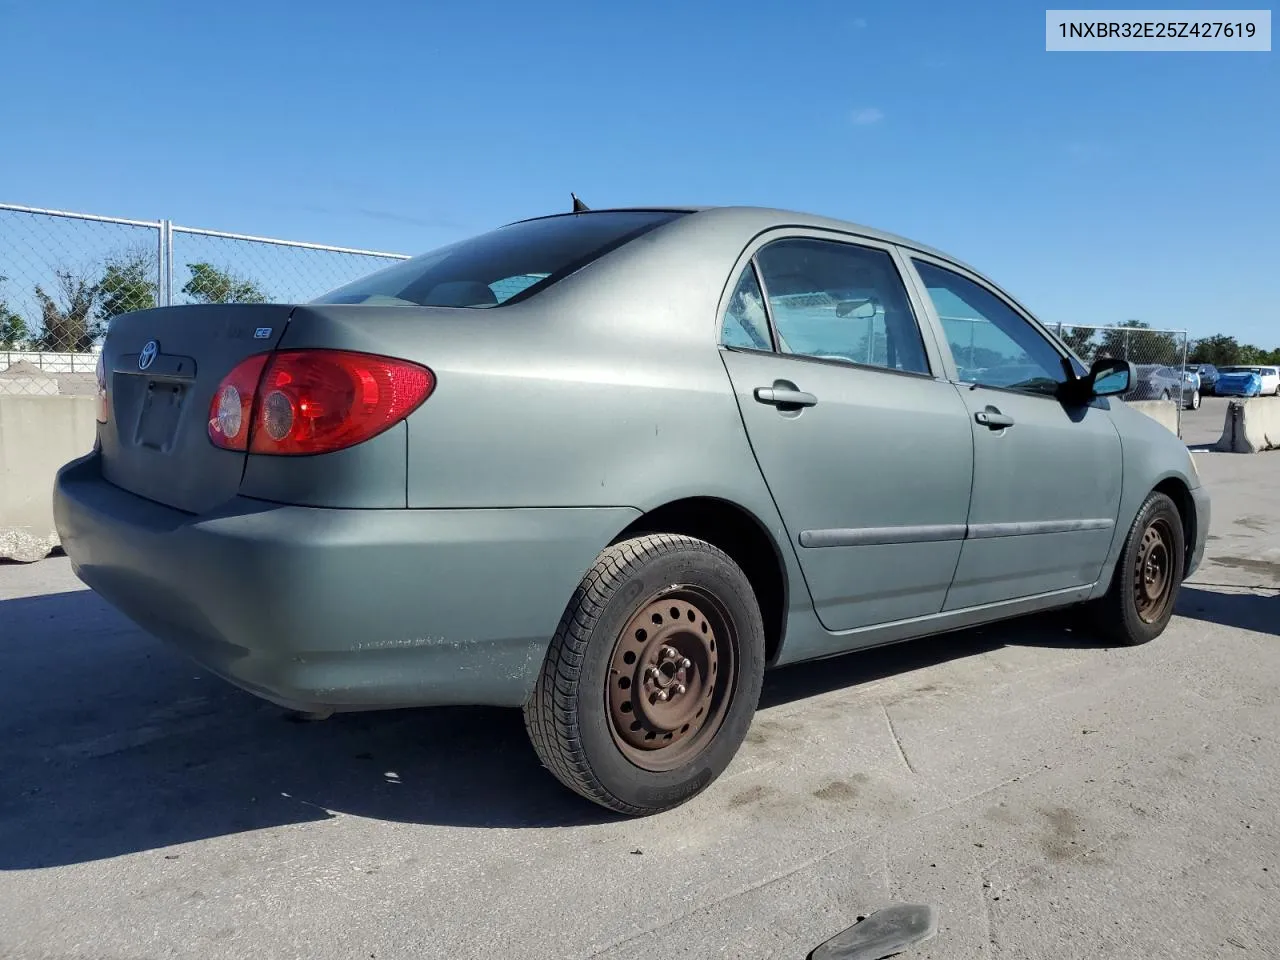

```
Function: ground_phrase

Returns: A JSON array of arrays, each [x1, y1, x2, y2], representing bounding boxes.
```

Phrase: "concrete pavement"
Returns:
[[1, 450, 1277, 960]]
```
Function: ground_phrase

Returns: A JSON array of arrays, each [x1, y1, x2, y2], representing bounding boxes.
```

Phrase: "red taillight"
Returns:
[[208, 353, 270, 451], [94, 352, 109, 424], [208, 349, 434, 456]]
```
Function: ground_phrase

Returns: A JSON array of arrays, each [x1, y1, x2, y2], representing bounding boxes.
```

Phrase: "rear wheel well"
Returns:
[[1153, 477, 1195, 571], [614, 498, 787, 665]]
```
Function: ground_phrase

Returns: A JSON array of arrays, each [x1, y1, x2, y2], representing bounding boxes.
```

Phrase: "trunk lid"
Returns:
[[99, 304, 293, 514]]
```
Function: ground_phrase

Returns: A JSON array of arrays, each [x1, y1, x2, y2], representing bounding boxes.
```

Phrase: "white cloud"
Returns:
[[851, 107, 885, 125]]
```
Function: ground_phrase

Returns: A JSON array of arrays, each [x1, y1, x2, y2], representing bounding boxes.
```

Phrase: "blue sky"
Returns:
[[1, 0, 1276, 343]]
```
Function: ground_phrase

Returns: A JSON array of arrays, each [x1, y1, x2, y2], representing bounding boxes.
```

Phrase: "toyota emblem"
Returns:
[[138, 340, 159, 371]]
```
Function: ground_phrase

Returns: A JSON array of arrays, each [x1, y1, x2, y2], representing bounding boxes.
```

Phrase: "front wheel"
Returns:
[[1187, 389, 1201, 410], [1085, 491, 1185, 646], [1160, 390, 1171, 401], [524, 534, 766, 815]]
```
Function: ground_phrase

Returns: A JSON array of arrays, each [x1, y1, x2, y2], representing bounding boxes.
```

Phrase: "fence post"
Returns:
[[156, 221, 166, 307], [160, 219, 173, 305], [1179, 332, 1189, 438]]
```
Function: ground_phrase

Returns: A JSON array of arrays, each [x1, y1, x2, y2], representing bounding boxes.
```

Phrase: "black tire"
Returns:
[[1187, 389, 1201, 411], [523, 534, 766, 816], [1160, 390, 1171, 401], [1086, 491, 1185, 646]]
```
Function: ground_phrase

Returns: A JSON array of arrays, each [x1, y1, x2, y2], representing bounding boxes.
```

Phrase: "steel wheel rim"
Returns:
[[1134, 517, 1175, 623], [605, 586, 737, 772]]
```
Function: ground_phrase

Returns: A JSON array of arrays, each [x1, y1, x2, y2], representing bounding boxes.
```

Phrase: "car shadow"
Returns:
[[758, 614, 1104, 709], [0, 587, 1139, 870], [1176, 585, 1279, 636]]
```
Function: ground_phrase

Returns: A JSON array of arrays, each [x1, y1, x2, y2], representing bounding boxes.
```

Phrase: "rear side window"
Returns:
[[313, 210, 687, 308], [721, 265, 772, 350], [752, 238, 931, 375]]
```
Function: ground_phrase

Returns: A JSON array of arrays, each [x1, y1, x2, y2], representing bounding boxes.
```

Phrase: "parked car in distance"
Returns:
[[1180, 368, 1202, 410], [1124, 364, 1186, 403], [1217, 365, 1280, 397], [53, 204, 1211, 816], [1252, 365, 1279, 396], [1214, 368, 1262, 397], [1190, 363, 1219, 394]]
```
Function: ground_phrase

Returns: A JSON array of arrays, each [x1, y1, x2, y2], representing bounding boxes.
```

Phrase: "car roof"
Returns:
[[507, 205, 986, 278]]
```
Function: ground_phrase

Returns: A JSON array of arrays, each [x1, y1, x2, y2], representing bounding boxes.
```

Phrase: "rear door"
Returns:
[[719, 233, 974, 634], [905, 255, 1124, 609], [99, 304, 292, 514]]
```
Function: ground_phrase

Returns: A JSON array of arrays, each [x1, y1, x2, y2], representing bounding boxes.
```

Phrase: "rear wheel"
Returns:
[[1086, 491, 1184, 646], [524, 534, 765, 815]]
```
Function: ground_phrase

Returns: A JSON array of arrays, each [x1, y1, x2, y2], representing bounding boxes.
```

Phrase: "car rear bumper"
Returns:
[[53, 452, 639, 712]]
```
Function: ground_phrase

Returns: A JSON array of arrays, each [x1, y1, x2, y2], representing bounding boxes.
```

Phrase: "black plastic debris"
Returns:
[[809, 902, 939, 960]]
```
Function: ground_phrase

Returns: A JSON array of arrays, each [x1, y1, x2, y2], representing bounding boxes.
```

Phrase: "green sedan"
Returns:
[[53, 204, 1210, 815]]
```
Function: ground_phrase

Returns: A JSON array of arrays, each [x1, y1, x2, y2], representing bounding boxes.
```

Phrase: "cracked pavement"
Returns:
[[2, 447, 1278, 959]]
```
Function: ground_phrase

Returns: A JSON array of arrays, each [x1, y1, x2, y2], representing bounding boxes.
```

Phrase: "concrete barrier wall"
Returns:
[[1214, 397, 1280, 453], [1126, 399, 1180, 435], [0, 396, 96, 561]]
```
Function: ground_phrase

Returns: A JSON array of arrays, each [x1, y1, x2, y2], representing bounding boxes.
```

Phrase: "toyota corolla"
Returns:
[[53, 204, 1210, 816]]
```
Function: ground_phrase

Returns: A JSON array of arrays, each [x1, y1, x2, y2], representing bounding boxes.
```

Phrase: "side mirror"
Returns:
[[1090, 358, 1133, 396], [1057, 357, 1133, 405]]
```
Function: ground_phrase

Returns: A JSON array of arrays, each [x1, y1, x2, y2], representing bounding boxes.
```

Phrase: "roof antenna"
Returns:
[[571, 192, 590, 212]]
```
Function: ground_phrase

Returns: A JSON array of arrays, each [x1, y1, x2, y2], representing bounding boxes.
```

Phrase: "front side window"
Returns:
[[751, 238, 931, 375], [313, 210, 686, 308], [913, 259, 1067, 395]]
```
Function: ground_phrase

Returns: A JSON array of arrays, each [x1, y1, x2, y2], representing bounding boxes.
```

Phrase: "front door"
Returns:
[[907, 256, 1124, 610], [719, 235, 975, 633]]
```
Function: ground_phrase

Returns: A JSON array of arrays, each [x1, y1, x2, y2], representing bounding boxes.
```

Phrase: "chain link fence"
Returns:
[[1052, 321, 1192, 435], [1, 202, 1193, 436], [1, 202, 409, 395], [169, 226, 408, 307]]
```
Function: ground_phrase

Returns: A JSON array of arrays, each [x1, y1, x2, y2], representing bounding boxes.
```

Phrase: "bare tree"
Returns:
[[34, 269, 99, 352]]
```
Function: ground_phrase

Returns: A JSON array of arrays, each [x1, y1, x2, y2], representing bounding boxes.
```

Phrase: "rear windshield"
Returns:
[[312, 210, 687, 308]]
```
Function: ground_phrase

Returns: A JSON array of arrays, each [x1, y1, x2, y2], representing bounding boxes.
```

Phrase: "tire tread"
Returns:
[[523, 534, 741, 815], [1088, 491, 1183, 646]]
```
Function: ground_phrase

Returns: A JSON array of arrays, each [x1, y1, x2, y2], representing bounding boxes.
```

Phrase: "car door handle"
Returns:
[[975, 408, 1015, 429], [754, 386, 818, 408]]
